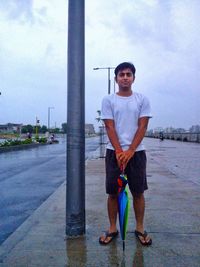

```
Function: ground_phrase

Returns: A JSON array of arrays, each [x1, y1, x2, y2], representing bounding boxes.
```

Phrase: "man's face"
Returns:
[[115, 68, 135, 90]]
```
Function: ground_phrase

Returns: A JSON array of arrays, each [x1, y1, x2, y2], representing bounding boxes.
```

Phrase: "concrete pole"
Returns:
[[66, 0, 85, 236]]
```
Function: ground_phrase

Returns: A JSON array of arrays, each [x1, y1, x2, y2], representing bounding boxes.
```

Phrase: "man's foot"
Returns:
[[135, 230, 152, 246], [99, 230, 119, 245]]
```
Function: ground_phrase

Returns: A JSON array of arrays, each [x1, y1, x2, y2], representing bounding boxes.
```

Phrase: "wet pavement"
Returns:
[[0, 136, 99, 245], [0, 137, 200, 266], [144, 138, 200, 185]]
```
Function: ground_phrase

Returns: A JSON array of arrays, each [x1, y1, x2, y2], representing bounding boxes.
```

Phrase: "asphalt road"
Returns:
[[0, 135, 99, 245]]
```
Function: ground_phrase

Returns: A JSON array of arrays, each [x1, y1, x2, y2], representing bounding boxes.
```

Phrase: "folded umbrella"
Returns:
[[118, 172, 130, 251]]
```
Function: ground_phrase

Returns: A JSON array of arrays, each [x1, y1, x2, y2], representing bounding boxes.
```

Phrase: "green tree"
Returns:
[[51, 128, 60, 134], [26, 124, 34, 133], [21, 126, 28, 134], [40, 125, 48, 133], [21, 125, 34, 134], [62, 123, 67, 133]]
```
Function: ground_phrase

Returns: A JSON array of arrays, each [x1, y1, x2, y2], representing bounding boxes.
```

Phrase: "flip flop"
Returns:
[[99, 230, 119, 245], [135, 230, 152, 246]]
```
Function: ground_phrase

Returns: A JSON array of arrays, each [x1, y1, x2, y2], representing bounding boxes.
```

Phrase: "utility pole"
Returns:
[[48, 107, 54, 131], [66, 0, 85, 236], [93, 67, 115, 94], [35, 117, 39, 138], [93, 67, 114, 158]]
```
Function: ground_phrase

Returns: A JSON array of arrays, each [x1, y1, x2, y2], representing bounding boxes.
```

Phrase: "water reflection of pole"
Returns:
[[66, 0, 85, 236]]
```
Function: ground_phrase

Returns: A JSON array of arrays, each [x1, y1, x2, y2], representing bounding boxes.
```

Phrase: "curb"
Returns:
[[0, 142, 56, 153]]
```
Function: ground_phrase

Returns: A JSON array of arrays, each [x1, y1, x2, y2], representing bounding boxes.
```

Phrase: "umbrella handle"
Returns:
[[120, 165, 125, 174]]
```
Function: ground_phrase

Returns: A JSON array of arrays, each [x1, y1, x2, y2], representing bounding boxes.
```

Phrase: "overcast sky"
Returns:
[[0, 0, 199, 130]]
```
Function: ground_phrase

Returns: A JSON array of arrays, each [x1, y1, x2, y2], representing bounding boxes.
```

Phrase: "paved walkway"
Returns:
[[0, 138, 200, 266]]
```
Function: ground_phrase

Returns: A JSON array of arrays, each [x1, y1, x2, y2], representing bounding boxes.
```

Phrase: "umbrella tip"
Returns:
[[123, 241, 125, 251]]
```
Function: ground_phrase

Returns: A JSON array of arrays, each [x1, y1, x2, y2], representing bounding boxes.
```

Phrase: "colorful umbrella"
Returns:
[[118, 172, 130, 251]]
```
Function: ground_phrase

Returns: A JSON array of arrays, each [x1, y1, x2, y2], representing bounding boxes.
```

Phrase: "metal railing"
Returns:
[[146, 132, 200, 143]]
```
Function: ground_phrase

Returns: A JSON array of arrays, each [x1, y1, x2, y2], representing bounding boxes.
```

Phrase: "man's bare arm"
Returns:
[[103, 119, 123, 167], [129, 116, 149, 151]]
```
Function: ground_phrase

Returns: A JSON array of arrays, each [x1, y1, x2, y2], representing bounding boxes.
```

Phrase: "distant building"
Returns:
[[163, 127, 186, 133], [175, 128, 186, 133], [164, 127, 175, 133], [189, 125, 200, 133], [153, 127, 164, 134], [85, 124, 95, 135], [0, 123, 22, 134]]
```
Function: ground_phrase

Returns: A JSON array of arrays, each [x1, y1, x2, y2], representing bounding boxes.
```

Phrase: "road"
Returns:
[[0, 135, 99, 245]]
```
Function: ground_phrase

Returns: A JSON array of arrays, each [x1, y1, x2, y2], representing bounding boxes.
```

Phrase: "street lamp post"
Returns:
[[48, 107, 54, 131], [93, 67, 115, 158], [93, 67, 115, 95]]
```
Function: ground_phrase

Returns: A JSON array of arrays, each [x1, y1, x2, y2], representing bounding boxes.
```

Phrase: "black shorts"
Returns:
[[105, 149, 148, 195]]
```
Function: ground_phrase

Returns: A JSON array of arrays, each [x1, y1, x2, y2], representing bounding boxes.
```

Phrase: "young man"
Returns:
[[99, 62, 152, 246]]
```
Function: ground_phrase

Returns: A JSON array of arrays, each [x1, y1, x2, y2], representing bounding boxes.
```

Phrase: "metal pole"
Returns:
[[93, 67, 114, 94], [66, 0, 85, 236], [48, 108, 50, 130], [108, 68, 111, 94], [48, 107, 54, 131]]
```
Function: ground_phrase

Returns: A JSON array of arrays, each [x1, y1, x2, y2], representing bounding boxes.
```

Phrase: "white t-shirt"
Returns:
[[101, 92, 152, 151]]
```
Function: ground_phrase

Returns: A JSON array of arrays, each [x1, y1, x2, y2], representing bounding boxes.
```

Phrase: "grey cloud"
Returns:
[[0, 0, 34, 24], [120, 1, 176, 52], [0, 0, 48, 25]]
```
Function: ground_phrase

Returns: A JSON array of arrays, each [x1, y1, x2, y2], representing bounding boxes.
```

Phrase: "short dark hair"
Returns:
[[114, 62, 136, 76]]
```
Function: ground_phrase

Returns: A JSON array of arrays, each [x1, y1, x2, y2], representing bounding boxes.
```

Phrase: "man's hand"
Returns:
[[117, 149, 135, 169], [115, 150, 124, 168]]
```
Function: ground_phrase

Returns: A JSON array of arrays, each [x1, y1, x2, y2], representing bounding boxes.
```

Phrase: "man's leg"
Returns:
[[107, 194, 118, 232], [133, 192, 145, 233], [99, 194, 118, 244], [99, 149, 120, 244], [133, 192, 151, 244], [127, 151, 152, 245]]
